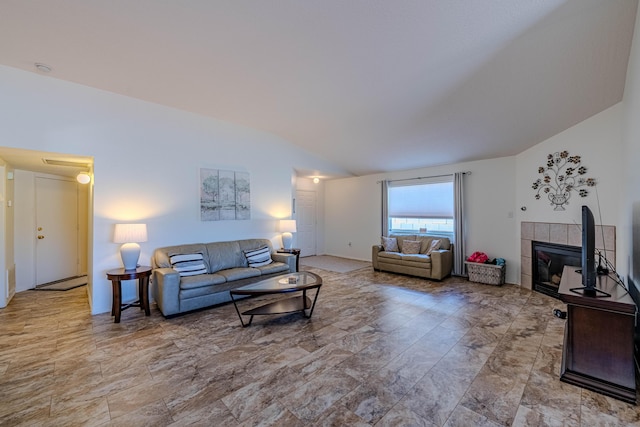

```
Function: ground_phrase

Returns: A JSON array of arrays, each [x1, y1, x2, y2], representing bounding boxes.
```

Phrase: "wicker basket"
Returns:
[[465, 261, 505, 286]]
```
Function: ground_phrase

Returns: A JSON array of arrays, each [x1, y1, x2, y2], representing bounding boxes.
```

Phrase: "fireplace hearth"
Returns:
[[532, 241, 581, 299]]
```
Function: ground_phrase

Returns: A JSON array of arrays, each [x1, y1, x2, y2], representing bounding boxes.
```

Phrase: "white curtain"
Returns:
[[453, 172, 466, 276], [381, 180, 389, 236]]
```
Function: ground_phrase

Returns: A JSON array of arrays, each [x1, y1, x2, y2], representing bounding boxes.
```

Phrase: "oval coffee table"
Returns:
[[229, 271, 322, 327]]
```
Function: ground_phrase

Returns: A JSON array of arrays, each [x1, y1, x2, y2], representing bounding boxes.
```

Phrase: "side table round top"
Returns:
[[277, 248, 301, 255], [106, 266, 152, 280]]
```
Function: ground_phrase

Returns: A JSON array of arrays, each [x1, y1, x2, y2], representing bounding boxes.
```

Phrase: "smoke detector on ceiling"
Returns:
[[34, 63, 52, 73]]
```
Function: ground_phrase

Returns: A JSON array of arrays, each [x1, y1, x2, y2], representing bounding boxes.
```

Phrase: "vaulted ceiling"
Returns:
[[0, 0, 637, 177]]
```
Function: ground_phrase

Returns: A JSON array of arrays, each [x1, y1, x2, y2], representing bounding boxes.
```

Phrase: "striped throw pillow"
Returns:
[[169, 253, 208, 277], [243, 246, 273, 268]]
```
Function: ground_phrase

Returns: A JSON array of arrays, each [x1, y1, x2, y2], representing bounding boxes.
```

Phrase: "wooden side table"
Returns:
[[277, 248, 301, 272], [106, 266, 152, 323]]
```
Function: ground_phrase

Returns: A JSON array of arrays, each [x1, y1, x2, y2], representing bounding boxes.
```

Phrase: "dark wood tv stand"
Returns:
[[559, 266, 637, 404]]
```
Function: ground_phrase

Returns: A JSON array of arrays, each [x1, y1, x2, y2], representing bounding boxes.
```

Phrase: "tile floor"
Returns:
[[1, 266, 638, 426]]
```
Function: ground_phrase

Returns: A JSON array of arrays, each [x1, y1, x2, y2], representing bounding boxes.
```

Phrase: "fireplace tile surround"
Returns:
[[521, 221, 616, 290]]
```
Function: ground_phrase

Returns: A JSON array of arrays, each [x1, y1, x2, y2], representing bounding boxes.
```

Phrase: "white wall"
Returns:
[[515, 104, 624, 279], [0, 65, 347, 314], [325, 157, 519, 283], [621, 4, 640, 284]]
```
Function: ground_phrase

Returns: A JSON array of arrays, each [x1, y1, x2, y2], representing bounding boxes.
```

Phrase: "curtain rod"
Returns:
[[377, 171, 471, 184]]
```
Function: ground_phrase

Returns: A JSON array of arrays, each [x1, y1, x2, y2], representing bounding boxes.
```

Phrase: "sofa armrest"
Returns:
[[430, 249, 453, 280], [272, 253, 297, 272], [152, 268, 181, 316], [372, 245, 383, 270]]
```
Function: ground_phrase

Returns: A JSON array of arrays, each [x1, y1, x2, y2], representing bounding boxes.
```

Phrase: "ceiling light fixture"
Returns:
[[34, 63, 52, 73], [313, 177, 320, 184], [76, 172, 91, 184]]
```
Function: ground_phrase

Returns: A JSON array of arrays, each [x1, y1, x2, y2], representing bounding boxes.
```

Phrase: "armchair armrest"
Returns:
[[372, 245, 383, 270], [152, 268, 181, 316], [429, 249, 453, 280], [272, 253, 297, 272]]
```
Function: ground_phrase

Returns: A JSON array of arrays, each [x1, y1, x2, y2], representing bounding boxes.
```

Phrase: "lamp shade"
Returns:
[[113, 224, 148, 243], [113, 224, 148, 270], [279, 220, 297, 233]]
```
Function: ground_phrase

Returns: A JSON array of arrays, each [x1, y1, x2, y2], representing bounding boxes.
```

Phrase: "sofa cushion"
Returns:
[[153, 243, 209, 270], [426, 239, 442, 255], [389, 234, 418, 253], [400, 254, 431, 269], [416, 236, 451, 253], [179, 273, 227, 290], [180, 280, 245, 299], [401, 254, 431, 264], [401, 240, 421, 254], [206, 241, 246, 272], [169, 253, 208, 277], [243, 246, 273, 267], [378, 251, 403, 260], [217, 267, 261, 282], [257, 261, 290, 275], [381, 236, 399, 252]]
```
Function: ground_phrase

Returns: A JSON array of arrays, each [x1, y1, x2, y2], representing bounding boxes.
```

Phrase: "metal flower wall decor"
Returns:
[[532, 151, 596, 211]]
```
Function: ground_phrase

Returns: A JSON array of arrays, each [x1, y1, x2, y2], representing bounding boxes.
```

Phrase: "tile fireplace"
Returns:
[[521, 221, 615, 292]]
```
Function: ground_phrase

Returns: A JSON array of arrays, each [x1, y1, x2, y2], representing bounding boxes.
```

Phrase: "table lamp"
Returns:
[[279, 219, 297, 250], [113, 223, 148, 270]]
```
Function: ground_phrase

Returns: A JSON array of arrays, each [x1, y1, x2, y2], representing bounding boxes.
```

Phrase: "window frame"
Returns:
[[386, 176, 455, 241]]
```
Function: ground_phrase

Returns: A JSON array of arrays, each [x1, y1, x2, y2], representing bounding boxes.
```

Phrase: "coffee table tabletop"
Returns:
[[230, 271, 322, 326]]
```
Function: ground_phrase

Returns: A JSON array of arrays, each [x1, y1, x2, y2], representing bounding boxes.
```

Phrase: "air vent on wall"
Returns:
[[42, 158, 91, 168]]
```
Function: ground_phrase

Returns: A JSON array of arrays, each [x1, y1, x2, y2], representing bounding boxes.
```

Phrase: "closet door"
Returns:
[[296, 190, 316, 257]]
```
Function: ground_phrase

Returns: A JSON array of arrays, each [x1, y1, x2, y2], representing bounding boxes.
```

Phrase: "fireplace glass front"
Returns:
[[532, 241, 581, 299]]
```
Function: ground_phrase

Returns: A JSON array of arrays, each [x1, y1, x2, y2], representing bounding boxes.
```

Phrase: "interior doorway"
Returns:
[[12, 170, 90, 293], [296, 189, 317, 257], [0, 147, 92, 307]]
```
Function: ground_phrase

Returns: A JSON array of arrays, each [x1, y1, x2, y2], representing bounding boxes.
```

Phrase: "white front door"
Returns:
[[296, 190, 317, 257], [35, 176, 79, 285]]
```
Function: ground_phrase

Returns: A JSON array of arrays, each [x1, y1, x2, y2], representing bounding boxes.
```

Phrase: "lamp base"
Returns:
[[282, 232, 293, 250], [120, 242, 141, 270]]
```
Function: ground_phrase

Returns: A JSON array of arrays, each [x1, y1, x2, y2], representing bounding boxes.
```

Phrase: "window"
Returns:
[[387, 178, 454, 239]]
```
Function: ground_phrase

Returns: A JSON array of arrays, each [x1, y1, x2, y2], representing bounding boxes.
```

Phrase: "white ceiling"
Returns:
[[0, 0, 637, 177]]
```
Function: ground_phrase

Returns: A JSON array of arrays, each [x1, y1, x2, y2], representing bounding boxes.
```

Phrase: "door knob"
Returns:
[[37, 235, 45, 239]]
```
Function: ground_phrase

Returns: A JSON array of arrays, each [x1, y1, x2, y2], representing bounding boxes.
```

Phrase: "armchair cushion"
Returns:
[[381, 236, 399, 252], [401, 240, 422, 254], [425, 239, 442, 255]]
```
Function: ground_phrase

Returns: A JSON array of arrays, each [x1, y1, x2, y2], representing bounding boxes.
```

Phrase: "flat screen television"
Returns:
[[581, 205, 597, 294], [571, 205, 610, 297]]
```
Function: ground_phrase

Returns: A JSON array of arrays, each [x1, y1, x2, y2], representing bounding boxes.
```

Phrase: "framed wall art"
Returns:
[[200, 168, 250, 221]]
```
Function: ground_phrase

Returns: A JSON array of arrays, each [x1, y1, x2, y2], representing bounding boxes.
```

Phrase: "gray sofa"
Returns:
[[151, 238, 296, 316], [372, 234, 453, 280]]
